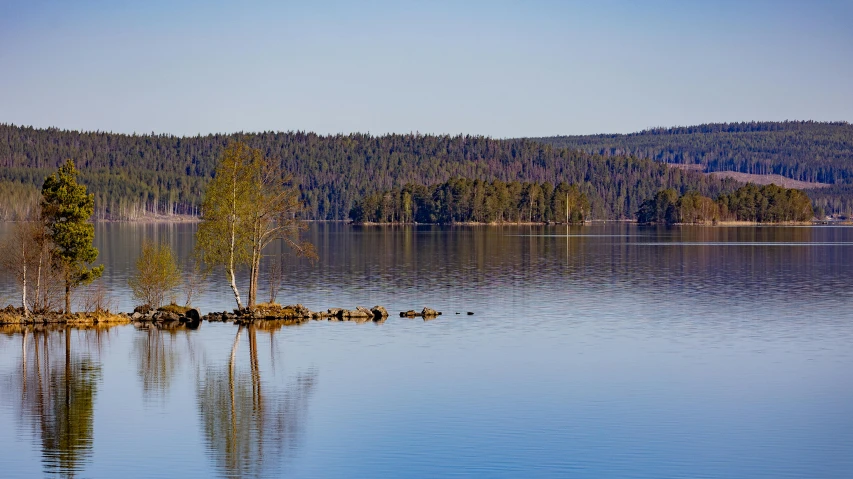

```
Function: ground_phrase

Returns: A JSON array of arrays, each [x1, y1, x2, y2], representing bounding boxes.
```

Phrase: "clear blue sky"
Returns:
[[1, 0, 851, 137]]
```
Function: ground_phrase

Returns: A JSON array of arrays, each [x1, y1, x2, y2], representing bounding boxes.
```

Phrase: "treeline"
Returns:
[[1, 124, 742, 220], [637, 184, 814, 225], [533, 121, 853, 185], [349, 179, 590, 224], [0, 180, 40, 221]]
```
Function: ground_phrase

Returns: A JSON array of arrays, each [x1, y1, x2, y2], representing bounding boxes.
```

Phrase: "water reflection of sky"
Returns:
[[0, 225, 852, 477]]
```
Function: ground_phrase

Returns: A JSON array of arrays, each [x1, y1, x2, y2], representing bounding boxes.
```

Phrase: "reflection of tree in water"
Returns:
[[197, 325, 316, 478], [132, 323, 197, 401], [4, 327, 109, 478]]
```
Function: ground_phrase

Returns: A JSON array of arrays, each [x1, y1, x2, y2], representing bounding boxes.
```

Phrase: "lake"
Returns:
[[1, 223, 852, 478]]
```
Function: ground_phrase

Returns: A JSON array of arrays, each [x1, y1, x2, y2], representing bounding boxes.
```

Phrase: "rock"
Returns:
[[185, 316, 201, 330], [467, 312, 474, 315], [131, 312, 143, 320], [327, 308, 343, 318], [421, 307, 440, 317], [356, 306, 373, 316], [134, 304, 152, 314], [342, 309, 371, 319], [370, 305, 389, 318], [156, 310, 180, 322], [400, 310, 418, 317], [185, 308, 201, 322], [284, 304, 312, 317]]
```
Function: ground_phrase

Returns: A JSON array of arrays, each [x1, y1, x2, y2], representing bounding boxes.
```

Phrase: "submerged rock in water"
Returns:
[[400, 310, 418, 318], [421, 307, 440, 317], [371, 305, 389, 318]]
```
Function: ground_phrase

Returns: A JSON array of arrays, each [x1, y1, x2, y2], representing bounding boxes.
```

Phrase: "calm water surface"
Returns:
[[1, 224, 852, 478]]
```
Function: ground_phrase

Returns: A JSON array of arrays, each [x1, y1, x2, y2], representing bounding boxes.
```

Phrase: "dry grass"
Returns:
[[66, 312, 131, 325], [0, 309, 130, 326], [708, 172, 830, 189], [158, 303, 191, 315], [0, 311, 25, 325]]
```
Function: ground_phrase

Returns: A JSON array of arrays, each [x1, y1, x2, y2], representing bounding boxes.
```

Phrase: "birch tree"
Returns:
[[196, 142, 315, 311]]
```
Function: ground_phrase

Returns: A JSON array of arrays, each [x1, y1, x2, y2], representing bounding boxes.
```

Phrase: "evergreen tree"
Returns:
[[41, 160, 104, 313]]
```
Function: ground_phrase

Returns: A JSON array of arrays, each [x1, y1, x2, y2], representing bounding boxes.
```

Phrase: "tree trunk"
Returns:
[[35, 253, 42, 313], [65, 282, 71, 315], [228, 213, 243, 310], [228, 265, 243, 311], [21, 240, 28, 318], [248, 253, 259, 310]]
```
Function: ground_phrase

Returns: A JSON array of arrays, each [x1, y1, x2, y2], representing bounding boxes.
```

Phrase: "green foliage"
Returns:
[[534, 121, 853, 185], [350, 178, 591, 224], [637, 184, 814, 224], [128, 240, 182, 308], [717, 184, 813, 222], [196, 142, 314, 310], [195, 143, 258, 310], [0, 124, 743, 221], [636, 189, 680, 224], [41, 160, 103, 313]]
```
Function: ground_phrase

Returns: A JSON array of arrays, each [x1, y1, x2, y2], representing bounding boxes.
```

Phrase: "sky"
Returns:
[[1, 0, 851, 137]]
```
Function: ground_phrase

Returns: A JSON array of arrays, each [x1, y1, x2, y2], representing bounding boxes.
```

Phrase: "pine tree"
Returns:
[[41, 160, 104, 313]]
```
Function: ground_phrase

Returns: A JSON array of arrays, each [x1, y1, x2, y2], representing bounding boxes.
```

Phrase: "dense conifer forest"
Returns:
[[0, 124, 743, 221], [349, 179, 592, 224], [533, 121, 853, 183], [637, 184, 814, 225]]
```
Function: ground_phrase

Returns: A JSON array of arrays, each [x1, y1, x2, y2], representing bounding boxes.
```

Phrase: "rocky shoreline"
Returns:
[[0, 304, 450, 327]]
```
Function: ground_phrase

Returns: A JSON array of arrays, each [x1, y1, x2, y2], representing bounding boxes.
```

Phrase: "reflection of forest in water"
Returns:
[[2, 326, 113, 478], [133, 322, 202, 402], [2, 323, 317, 479], [197, 325, 317, 478]]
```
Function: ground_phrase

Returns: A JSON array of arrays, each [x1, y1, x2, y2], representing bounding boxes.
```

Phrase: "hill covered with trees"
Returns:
[[532, 121, 853, 184], [0, 124, 743, 221], [532, 121, 853, 217]]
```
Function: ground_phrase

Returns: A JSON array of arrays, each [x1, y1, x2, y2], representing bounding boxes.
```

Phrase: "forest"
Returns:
[[349, 179, 591, 224], [533, 121, 853, 184], [1, 124, 740, 221], [637, 184, 814, 225]]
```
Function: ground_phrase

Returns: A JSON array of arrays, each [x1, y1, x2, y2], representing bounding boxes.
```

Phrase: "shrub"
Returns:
[[128, 241, 181, 308]]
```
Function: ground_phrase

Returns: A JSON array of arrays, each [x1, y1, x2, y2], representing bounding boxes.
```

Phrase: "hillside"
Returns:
[[0, 124, 742, 221], [532, 121, 853, 216], [706, 172, 829, 190], [532, 121, 853, 184]]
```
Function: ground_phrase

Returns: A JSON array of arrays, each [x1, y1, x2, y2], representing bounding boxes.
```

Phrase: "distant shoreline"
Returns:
[[2, 218, 849, 226]]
